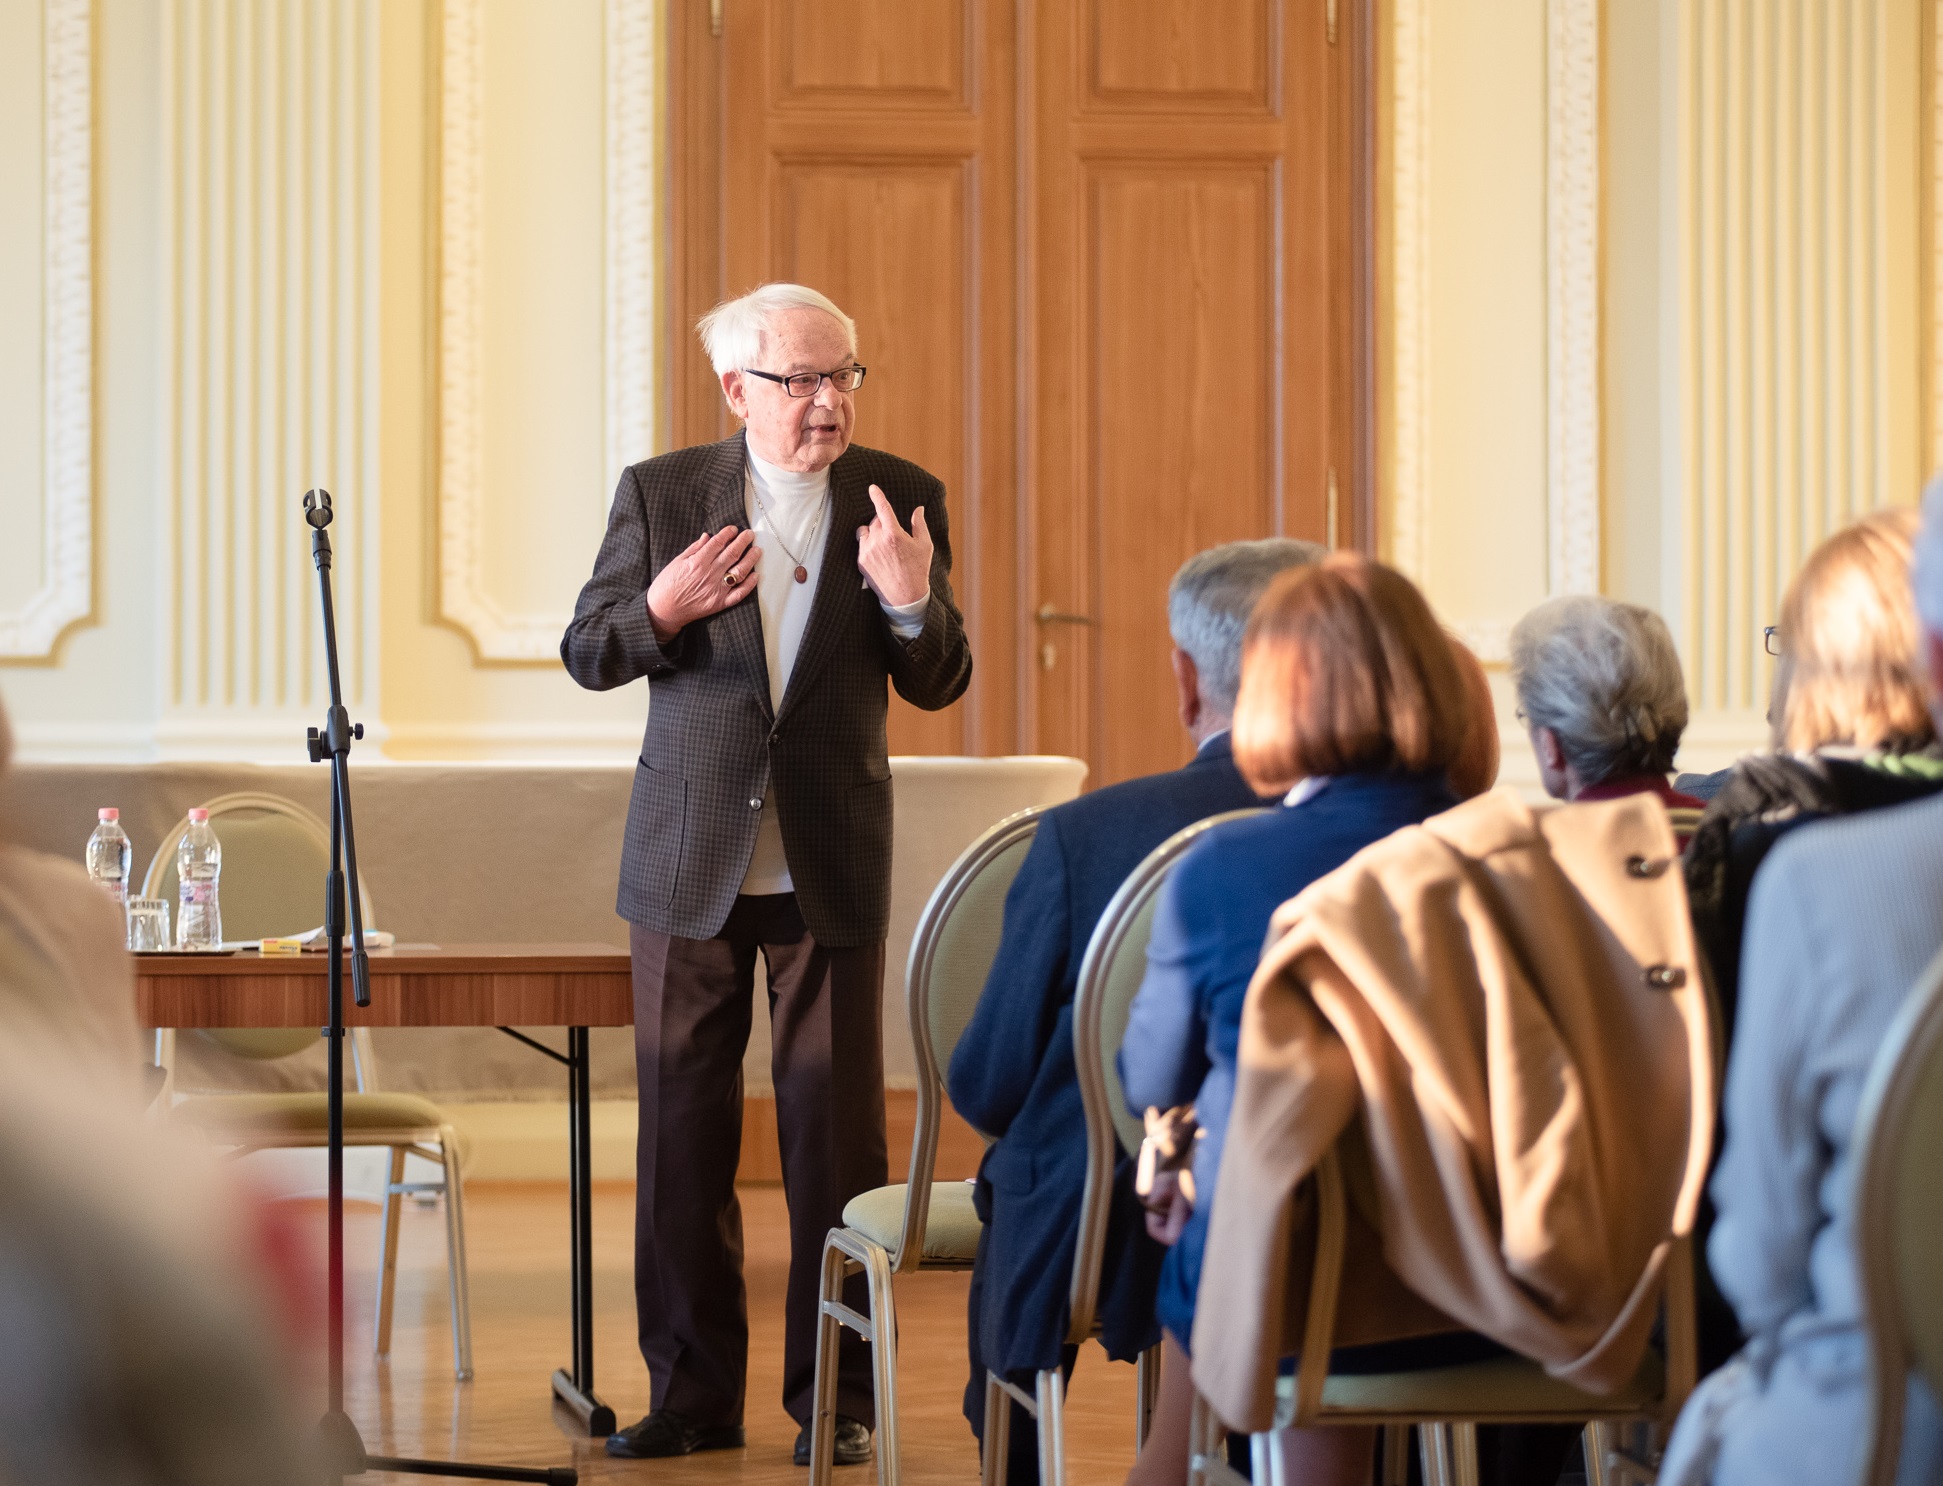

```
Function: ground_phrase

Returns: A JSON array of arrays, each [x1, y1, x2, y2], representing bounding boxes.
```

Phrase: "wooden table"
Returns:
[[136, 942, 632, 1438]]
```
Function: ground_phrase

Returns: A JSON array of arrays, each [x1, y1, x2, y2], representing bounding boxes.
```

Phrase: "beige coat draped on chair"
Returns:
[[1191, 790, 1716, 1431]]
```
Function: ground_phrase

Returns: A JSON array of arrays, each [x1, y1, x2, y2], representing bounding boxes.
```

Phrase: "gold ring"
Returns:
[[724, 570, 739, 587]]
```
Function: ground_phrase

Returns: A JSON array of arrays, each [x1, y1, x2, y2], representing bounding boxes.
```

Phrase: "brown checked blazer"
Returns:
[[561, 431, 973, 947]]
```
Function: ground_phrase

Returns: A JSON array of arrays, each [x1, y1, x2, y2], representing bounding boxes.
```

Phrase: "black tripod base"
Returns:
[[365, 1455, 577, 1484], [551, 1368, 617, 1437], [318, 1406, 576, 1484]]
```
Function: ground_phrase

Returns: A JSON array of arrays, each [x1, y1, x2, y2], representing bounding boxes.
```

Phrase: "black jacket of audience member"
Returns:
[[947, 734, 1264, 1385], [1682, 748, 1943, 1379], [1685, 751, 1943, 1034]]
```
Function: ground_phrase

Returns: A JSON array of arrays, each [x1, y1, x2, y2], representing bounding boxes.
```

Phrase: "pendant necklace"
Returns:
[[751, 483, 825, 584]]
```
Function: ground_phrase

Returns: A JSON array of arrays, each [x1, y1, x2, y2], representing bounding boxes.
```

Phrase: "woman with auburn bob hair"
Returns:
[[1115, 554, 1509, 1486]]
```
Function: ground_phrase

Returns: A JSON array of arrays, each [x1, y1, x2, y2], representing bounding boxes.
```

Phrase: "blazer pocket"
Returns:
[[847, 775, 895, 842], [625, 760, 687, 910]]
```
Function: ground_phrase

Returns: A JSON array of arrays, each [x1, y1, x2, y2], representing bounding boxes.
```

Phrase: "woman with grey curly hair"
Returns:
[[1508, 595, 1703, 810]]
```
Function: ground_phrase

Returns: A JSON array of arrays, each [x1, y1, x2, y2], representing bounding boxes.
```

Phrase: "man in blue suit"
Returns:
[[947, 538, 1322, 1484]]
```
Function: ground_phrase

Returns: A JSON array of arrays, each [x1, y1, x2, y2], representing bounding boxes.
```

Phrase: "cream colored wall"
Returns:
[[6, 0, 1935, 779], [0, 0, 663, 764], [1383, 0, 1934, 791]]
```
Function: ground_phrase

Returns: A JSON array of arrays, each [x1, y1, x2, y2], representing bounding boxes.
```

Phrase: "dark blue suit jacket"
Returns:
[[1119, 769, 1457, 1346], [947, 734, 1267, 1378]]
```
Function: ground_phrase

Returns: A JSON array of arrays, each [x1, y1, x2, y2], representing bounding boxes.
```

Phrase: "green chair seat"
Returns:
[[175, 1090, 450, 1135], [1310, 1346, 1666, 1419], [842, 1181, 982, 1262]]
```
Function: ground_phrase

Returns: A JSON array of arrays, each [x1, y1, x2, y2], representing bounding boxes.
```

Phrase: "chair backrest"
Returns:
[[1066, 808, 1265, 1342], [142, 793, 377, 1062], [891, 806, 1042, 1270], [1853, 948, 1943, 1486]]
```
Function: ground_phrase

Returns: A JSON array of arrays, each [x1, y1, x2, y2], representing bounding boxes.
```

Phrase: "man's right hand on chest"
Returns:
[[646, 525, 761, 643]]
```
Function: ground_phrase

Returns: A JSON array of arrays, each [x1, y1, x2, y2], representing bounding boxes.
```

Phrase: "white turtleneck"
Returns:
[[739, 446, 929, 894]]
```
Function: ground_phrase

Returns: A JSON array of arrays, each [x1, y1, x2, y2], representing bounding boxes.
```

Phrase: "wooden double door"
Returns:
[[671, 0, 1372, 788]]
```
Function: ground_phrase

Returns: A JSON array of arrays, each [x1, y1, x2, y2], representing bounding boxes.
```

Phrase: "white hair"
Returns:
[[1167, 539, 1326, 713], [1508, 594, 1690, 784], [696, 284, 858, 375], [1915, 476, 1943, 636]]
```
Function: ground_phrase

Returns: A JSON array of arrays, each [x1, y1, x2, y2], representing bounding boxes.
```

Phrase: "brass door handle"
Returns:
[[1035, 604, 1097, 625]]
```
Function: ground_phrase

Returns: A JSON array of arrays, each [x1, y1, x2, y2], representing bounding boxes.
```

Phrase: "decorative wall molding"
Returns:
[[158, 0, 380, 740], [1545, 0, 1599, 596], [438, 0, 658, 663], [1451, 618, 1510, 667], [0, 0, 92, 659], [606, 0, 657, 493], [1387, 0, 1431, 584], [1675, 0, 1912, 714], [1933, 0, 1943, 478], [381, 718, 644, 761]]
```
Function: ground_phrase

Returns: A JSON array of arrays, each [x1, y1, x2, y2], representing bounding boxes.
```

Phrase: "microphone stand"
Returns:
[[303, 489, 576, 1486]]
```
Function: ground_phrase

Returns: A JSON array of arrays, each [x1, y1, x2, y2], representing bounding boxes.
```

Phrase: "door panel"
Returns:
[[1085, 0, 1275, 110], [1090, 165, 1278, 785], [688, 0, 1017, 757], [673, 0, 1368, 785], [776, 161, 973, 758], [779, 0, 970, 106], [1027, 0, 1360, 785]]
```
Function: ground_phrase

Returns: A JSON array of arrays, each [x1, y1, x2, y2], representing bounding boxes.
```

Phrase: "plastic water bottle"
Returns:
[[85, 808, 132, 914], [176, 808, 223, 950]]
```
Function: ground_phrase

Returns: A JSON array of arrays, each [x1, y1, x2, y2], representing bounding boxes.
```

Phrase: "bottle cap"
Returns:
[[187, 808, 210, 823], [97, 807, 119, 821]]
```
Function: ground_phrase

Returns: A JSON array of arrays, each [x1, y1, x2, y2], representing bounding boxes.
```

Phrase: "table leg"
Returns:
[[551, 1026, 615, 1437]]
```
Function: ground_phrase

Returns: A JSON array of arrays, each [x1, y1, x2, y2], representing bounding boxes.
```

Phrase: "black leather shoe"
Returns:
[[605, 1409, 745, 1459], [792, 1415, 872, 1467]]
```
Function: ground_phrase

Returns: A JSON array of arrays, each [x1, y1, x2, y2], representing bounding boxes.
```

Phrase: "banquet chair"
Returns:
[[143, 792, 474, 1381], [806, 807, 1040, 1486], [983, 809, 1264, 1486], [1853, 948, 1943, 1486], [1188, 950, 1718, 1486]]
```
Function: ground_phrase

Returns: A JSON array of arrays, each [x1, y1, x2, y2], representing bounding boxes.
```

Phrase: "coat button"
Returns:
[[749, 797, 763, 809]]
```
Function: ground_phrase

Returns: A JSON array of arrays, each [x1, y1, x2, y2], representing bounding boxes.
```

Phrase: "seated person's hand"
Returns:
[[1136, 1104, 1201, 1246], [1141, 1168, 1194, 1246]]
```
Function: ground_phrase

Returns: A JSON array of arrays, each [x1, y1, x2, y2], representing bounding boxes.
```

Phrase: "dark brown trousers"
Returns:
[[629, 894, 888, 1430]]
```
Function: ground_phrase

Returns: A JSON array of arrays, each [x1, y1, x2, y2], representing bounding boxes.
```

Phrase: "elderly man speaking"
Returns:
[[563, 283, 973, 1465]]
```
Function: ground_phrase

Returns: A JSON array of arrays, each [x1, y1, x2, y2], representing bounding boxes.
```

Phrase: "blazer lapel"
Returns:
[[700, 432, 772, 718], [776, 448, 873, 725]]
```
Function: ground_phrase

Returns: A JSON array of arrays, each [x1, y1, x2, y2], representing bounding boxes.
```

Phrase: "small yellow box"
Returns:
[[259, 937, 304, 956]]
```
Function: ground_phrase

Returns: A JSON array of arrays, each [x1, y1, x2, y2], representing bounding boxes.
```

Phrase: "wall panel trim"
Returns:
[[0, 0, 92, 659], [1387, 0, 1430, 584], [1546, 0, 1600, 596], [438, 0, 657, 664]]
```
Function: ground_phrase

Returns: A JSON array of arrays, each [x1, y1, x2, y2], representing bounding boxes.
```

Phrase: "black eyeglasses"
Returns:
[[1763, 625, 1780, 657], [742, 365, 867, 397]]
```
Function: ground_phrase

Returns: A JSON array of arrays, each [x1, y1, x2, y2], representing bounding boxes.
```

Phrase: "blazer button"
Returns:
[[749, 797, 763, 809]]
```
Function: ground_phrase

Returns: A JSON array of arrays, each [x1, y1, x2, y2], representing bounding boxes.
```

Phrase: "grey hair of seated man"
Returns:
[[1167, 538, 1327, 739], [1914, 476, 1943, 728], [1509, 594, 1690, 793]]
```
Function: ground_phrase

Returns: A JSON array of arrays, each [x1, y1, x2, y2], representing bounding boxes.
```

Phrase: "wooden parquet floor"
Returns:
[[329, 1182, 1142, 1485]]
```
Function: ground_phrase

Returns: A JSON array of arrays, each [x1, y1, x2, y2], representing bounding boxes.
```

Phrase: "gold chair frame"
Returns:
[[143, 792, 473, 1381], [807, 807, 1041, 1486], [1853, 948, 1943, 1486], [983, 808, 1264, 1486], [1190, 936, 1718, 1486]]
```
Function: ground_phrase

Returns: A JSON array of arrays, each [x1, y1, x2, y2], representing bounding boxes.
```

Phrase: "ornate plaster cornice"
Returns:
[[0, 0, 92, 659]]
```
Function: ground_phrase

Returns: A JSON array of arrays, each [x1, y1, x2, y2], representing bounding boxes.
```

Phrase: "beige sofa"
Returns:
[[4, 756, 1085, 1100]]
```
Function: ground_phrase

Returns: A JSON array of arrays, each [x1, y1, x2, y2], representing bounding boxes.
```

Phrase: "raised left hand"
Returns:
[[856, 484, 933, 609]]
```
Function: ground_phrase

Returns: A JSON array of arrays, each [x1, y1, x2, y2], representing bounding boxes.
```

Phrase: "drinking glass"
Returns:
[[126, 898, 170, 952]]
